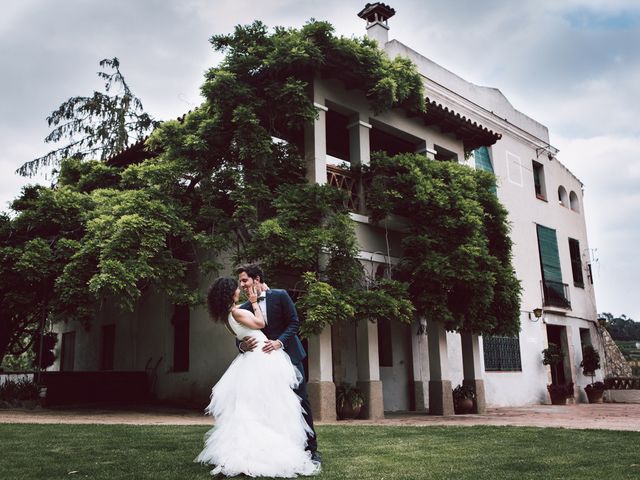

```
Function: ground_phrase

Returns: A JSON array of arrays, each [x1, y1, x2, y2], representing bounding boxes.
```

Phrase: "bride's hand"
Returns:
[[248, 286, 259, 304]]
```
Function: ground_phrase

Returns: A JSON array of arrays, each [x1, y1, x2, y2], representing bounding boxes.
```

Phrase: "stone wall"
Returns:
[[600, 328, 633, 377]]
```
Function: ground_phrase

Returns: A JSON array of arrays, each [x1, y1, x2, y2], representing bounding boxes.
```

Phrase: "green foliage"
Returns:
[[601, 312, 640, 341], [580, 345, 601, 374], [0, 378, 39, 402], [335, 383, 364, 411], [297, 273, 355, 338], [17, 58, 157, 177], [3, 16, 521, 367], [351, 279, 415, 326], [0, 350, 34, 372], [366, 152, 521, 335], [542, 343, 564, 385], [580, 345, 601, 387], [453, 384, 476, 402], [542, 343, 564, 366]]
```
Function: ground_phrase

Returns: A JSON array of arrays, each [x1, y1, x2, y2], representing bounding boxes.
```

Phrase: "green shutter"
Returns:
[[474, 147, 496, 193], [536, 225, 563, 283], [474, 146, 493, 173]]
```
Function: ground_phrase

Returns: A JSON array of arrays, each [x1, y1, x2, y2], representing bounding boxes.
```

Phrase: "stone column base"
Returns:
[[413, 380, 428, 412], [357, 380, 384, 419], [463, 379, 486, 414], [428, 379, 454, 416], [308, 381, 336, 422]]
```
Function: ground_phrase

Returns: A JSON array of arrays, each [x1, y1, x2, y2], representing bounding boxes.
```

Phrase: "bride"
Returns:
[[194, 277, 320, 478]]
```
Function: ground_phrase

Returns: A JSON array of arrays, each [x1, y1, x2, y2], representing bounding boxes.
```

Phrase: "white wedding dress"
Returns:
[[194, 312, 320, 478]]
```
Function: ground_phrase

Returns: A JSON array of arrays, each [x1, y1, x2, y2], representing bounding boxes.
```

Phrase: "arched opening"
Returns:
[[558, 186, 568, 207], [569, 191, 580, 212]]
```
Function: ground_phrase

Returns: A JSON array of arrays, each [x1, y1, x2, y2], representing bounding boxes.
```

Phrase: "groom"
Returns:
[[236, 264, 320, 463]]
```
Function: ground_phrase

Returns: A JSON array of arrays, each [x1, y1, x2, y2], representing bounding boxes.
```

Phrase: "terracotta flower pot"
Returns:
[[338, 402, 362, 420], [547, 384, 572, 405], [585, 388, 604, 404], [454, 398, 474, 414]]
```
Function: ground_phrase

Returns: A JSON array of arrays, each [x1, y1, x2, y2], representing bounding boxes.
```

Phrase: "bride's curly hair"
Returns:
[[207, 277, 238, 322]]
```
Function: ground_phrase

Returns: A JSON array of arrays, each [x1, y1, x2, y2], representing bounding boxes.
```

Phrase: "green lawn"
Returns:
[[2, 423, 639, 479]]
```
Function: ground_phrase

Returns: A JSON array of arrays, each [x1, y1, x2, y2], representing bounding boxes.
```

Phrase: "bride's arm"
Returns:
[[232, 308, 265, 329], [232, 287, 265, 329]]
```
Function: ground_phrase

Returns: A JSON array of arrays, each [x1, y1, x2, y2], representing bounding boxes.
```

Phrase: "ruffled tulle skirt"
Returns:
[[194, 345, 320, 478]]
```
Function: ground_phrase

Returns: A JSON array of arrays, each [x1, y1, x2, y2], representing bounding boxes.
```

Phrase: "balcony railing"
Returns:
[[541, 279, 571, 309], [327, 164, 361, 212]]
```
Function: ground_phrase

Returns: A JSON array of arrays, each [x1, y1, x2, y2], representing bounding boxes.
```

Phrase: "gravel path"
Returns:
[[2, 403, 640, 431]]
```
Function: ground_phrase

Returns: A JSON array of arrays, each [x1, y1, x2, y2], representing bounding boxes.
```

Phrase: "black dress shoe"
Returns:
[[310, 451, 322, 463]]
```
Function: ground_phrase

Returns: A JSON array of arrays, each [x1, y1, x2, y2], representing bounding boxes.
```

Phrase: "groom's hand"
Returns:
[[240, 336, 258, 353], [262, 339, 283, 353]]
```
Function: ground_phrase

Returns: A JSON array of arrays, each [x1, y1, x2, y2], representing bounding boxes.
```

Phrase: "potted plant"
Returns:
[[581, 345, 605, 403], [542, 343, 572, 405], [453, 384, 476, 414], [336, 383, 364, 420]]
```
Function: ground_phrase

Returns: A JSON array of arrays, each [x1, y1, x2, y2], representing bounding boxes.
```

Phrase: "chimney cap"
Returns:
[[357, 3, 396, 24]]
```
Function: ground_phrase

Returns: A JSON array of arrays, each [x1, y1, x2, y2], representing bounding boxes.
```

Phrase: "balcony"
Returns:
[[327, 164, 361, 212], [541, 279, 571, 310]]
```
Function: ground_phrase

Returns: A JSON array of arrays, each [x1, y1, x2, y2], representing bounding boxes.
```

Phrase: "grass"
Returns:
[[2, 423, 640, 479]]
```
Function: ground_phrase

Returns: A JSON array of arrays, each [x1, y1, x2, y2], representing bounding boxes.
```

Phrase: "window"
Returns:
[[100, 325, 115, 371], [172, 305, 190, 372], [434, 144, 458, 162], [532, 161, 547, 200], [483, 335, 522, 371], [60, 331, 76, 372], [537, 224, 570, 308], [377, 317, 393, 367], [370, 125, 417, 157], [568, 238, 584, 288], [569, 191, 580, 212], [580, 328, 592, 349], [558, 186, 568, 207], [326, 109, 350, 166]]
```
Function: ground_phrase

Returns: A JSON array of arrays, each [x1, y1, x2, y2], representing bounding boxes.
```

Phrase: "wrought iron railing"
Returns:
[[327, 164, 361, 212], [541, 279, 571, 309]]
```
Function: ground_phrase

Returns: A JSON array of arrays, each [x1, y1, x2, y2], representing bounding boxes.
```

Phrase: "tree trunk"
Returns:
[[0, 317, 11, 367]]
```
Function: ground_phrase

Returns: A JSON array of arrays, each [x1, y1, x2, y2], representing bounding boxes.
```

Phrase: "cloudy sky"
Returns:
[[1, 0, 638, 321]]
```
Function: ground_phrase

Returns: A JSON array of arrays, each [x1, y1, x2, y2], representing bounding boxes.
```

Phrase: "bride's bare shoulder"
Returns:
[[231, 308, 251, 324]]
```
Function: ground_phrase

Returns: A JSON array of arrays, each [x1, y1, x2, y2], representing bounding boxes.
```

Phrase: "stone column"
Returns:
[[304, 102, 328, 185], [356, 319, 384, 419], [460, 332, 486, 414], [427, 320, 454, 415], [348, 116, 371, 212], [416, 140, 437, 160], [411, 318, 429, 412], [307, 327, 336, 421]]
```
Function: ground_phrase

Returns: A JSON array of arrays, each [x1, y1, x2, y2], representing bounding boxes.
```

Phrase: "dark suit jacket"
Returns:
[[239, 289, 306, 364]]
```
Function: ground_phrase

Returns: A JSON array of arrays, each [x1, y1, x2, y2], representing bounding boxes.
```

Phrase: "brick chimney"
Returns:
[[357, 2, 396, 46]]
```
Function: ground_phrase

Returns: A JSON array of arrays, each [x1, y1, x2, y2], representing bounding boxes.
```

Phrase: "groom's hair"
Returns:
[[236, 264, 265, 283]]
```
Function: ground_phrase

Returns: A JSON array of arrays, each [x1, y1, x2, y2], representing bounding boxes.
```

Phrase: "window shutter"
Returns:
[[474, 147, 496, 193], [475, 146, 493, 173], [536, 225, 563, 283]]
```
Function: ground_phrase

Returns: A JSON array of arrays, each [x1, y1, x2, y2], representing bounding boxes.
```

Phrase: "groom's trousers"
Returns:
[[292, 359, 318, 453]]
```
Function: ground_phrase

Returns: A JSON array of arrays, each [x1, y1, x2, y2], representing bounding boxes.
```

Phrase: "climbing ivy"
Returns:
[[366, 152, 521, 336], [4, 18, 521, 358]]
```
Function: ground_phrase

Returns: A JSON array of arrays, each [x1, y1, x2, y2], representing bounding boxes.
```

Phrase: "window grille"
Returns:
[[483, 335, 522, 372]]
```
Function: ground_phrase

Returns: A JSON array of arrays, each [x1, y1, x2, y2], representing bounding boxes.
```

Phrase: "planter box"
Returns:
[[605, 390, 640, 404], [40, 371, 149, 406]]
